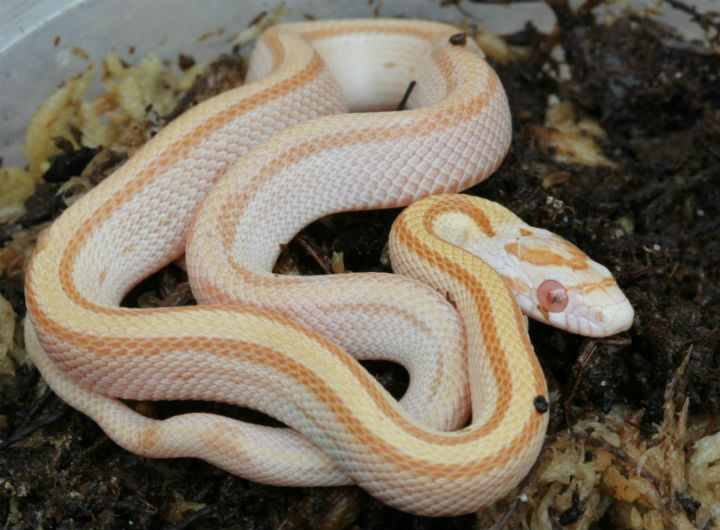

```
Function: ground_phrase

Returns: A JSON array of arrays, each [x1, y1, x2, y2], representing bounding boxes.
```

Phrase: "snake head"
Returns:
[[406, 194, 634, 337], [505, 226, 634, 337]]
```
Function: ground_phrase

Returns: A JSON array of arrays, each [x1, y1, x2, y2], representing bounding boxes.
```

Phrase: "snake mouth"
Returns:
[[601, 297, 635, 335], [565, 297, 634, 337]]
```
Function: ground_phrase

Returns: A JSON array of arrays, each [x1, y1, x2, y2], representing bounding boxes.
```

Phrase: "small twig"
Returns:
[[574, 433, 667, 497], [0, 406, 66, 450], [396, 80, 417, 111], [563, 341, 598, 426], [662, 0, 720, 34], [493, 498, 520, 530], [25, 385, 54, 423], [296, 234, 332, 274], [165, 75, 209, 122]]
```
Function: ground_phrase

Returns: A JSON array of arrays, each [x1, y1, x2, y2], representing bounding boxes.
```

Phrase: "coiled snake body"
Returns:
[[24, 19, 633, 516]]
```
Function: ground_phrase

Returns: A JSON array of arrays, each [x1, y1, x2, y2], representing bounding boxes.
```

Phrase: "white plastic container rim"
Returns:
[[0, 0, 712, 167]]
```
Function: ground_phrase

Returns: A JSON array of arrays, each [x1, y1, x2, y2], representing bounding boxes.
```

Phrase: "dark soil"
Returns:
[[1, 0, 719, 528]]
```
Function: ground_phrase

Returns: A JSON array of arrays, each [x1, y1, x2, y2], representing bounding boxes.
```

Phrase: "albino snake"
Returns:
[[24, 19, 634, 516]]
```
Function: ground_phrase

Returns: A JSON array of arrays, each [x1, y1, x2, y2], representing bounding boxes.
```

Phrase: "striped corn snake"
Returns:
[[24, 19, 633, 515]]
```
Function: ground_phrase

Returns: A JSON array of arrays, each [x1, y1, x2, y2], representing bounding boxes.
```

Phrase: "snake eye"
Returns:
[[537, 280, 569, 313]]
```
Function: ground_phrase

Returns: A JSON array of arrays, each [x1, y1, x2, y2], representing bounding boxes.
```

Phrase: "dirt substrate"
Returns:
[[1, 1, 719, 529]]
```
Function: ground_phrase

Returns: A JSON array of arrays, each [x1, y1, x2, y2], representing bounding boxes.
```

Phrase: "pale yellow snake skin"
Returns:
[[24, 19, 634, 516]]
